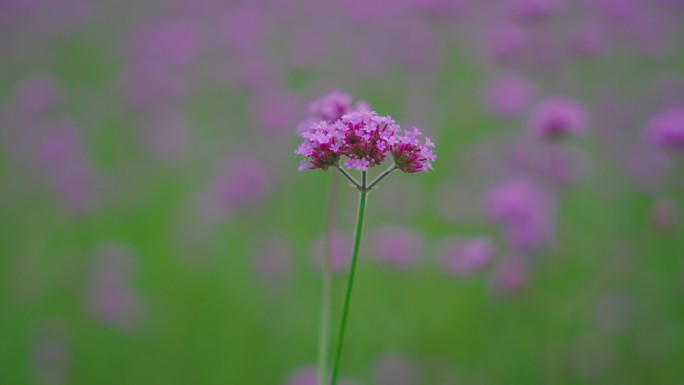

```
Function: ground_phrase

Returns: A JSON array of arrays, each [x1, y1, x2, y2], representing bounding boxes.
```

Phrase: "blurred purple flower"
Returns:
[[283, 366, 318, 385], [624, 145, 673, 193], [484, 177, 556, 251], [393, 21, 442, 72], [14, 74, 61, 113], [29, 319, 70, 385], [32, 120, 106, 215], [372, 352, 420, 385], [490, 256, 528, 296], [213, 156, 271, 214], [32, 339, 70, 385], [644, 106, 684, 152], [484, 22, 530, 63], [35, 121, 82, 168], [569, 21, 610, 59], [232, 52, 283, 91], [217, 6, 271, 51], [51, 159, 104, 215], [308, 92, 371, 123], [121, 20, 204, 109], [649, 198, 679, 231], [311, 231, 353, 273], [526, 96, 589, 140], [482, 72, 536, 118], [372, 225, 424, 270], [252, 91, 304, 135], [83, 243, 144, 332], [411, 0, 470, 18], [439, 237, 495, 278], [588, 0, 640, 22], [252, 236, 293, 287], [127, 20, 205, 72], [509, 141, 591, 187], [509, 0, 566, 23]]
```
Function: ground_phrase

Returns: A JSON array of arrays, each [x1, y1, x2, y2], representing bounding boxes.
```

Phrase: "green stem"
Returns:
[[318, 172, 338, 385], [330, 172, 368, 385]]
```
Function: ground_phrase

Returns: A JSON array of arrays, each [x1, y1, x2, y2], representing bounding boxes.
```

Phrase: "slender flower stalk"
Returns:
[[317, 172, 338, 385], [295, 95, 436, 385], [330, 171, 367, 385]]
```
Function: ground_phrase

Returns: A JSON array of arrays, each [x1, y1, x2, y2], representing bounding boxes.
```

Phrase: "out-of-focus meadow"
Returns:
[[1, 0, 684, 384]]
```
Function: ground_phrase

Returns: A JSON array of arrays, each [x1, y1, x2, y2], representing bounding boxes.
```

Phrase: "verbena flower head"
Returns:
[[390, 127, 436, 173], [644, 106, 684, 152], [296, 109, 436, 173], [527, 96, 588, 140]]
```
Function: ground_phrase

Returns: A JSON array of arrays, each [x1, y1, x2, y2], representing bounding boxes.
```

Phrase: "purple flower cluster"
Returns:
[[485, 177, 556, 251], [644, 106, 684, 152], [527, 96, 589, 140], [296, 109, 436, 173]]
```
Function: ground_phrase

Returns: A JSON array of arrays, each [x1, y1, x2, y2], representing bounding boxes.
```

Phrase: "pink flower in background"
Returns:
[[509, 0, 566, 23], [14, 74, 61, 113], [569, 21, 610, 59], [84, 243, 144, 332], [32, 120, 106, 215], [121, 20, 204, 109], [127, 20, 205, 72], [252, 91, 304, 134], [283, 366, 318, 385], [527, 96, 589, 140], [509, 141, 591, 187], [411, 0, 470, 18], [35, 121, 82, 167], [311, 231, 353, 273], [51, 160, 105, 215], [372, 226, 424, 270], [231, 52, 282, 91], [649, 198, 679, 231], [252, 236, 293, 287], [213, 156, 271, 213], [372, 353, 420, 385], [485, 177, 556, 251], [484, 22, 530, 63], [490, 257, 528, 296], [29, 319, 70, 385], [308, 92, 369, 123], [439, 237, 495, 278], [482, 72, 536, 118], [624, 145, 673, 193], [644, 106, 684, 152], [217, 6, 270, 51], [588, 0, 640, 22], [393, 21, 442, 72]]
